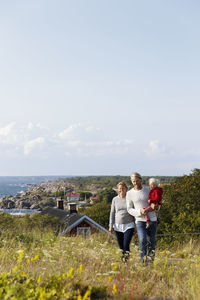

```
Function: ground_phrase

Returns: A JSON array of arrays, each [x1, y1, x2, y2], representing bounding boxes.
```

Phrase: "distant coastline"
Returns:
[[0, 176, 67, 197]]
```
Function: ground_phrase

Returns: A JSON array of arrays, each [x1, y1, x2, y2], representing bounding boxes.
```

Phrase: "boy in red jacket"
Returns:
[[144, 178, 163, 228]]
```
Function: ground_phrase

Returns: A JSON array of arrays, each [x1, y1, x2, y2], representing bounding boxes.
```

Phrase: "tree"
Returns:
[[79, 192, 92, 201], [80, 202, 111, 228], [98, 188, 117, 203], [158, 169, 200, 236]]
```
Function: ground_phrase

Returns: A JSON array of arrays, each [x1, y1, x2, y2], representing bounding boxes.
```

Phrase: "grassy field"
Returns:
[[0, 214, 199, 299]]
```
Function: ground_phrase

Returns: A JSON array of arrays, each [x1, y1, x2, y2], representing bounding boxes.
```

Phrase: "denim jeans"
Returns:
[[115, 228, 134, 254], [136, 221, 157, 263]]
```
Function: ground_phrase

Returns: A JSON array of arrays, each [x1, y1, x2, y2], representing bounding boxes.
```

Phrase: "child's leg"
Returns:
[[144, 205, 154, 214], [145, 213, 150, 222]]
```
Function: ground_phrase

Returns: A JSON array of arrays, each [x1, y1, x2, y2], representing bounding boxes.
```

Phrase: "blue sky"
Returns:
[[0, 1, 199, 176]]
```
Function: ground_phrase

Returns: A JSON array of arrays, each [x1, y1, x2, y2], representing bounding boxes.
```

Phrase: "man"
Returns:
[[126, 172, 158, 263]]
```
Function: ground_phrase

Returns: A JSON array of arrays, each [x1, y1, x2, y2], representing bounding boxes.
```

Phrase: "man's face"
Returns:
[[131, 176, 142, 189]]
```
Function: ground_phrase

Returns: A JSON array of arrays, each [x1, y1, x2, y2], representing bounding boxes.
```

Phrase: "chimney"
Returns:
[[57, 199, 64, 210], [69, 203, 77, 214]]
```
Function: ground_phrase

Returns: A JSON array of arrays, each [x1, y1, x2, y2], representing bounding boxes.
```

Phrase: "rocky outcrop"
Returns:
[[0, 177, 100, 210]]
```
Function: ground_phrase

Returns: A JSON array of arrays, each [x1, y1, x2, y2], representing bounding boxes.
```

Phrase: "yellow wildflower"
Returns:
[[17, 250, 24, 263], [37, 275, 41, 284], [112, 283, 117, 295], [67, 267, 74, 279], [12, 266, 18, 273]]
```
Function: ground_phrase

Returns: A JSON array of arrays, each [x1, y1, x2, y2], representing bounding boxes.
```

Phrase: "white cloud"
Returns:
[[58, 123, 101, 142], [24, 137, 45, 156], [85, 126, 100, 133], [0, 121, 200, 175], [36, 123, 49, 130], [149, 140, 160, 153], [144, 140, 172, 158], [0, 122, 15, 136], [0, 122, 144, 159], [27, 122, 34, 130], [27, 122, 49, 132], [59, 123, 81, 139], [67, 140, 81, 147]]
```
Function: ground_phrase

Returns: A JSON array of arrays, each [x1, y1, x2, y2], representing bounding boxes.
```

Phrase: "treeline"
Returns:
[[80, 169, 200, 242], [66, 175, 177, 191]]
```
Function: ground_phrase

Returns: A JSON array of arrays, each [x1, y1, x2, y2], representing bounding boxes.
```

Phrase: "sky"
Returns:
[[0, 0, 200, 176]]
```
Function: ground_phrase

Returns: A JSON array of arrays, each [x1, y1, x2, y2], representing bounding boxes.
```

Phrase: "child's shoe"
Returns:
[[146, 221, 153, 229], [146, 222, 150, 229]]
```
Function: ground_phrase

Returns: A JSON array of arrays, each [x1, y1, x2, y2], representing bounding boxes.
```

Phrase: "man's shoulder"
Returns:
[[142, 186, 150, 193], [126, 188, 134, 195]]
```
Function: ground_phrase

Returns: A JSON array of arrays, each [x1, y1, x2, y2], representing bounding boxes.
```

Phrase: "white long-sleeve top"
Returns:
[[126, 186, 157, 223]]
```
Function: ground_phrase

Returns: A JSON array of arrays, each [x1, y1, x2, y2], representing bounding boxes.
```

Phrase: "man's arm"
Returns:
[[126, 195, 142, 217]]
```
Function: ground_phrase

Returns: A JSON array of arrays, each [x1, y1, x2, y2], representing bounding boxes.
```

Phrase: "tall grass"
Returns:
[[0, 213, 199, 299]]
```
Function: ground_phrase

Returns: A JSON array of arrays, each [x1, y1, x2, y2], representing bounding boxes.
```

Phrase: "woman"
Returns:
[[126, 173, 158, 263], [109, 182, 135, 262]]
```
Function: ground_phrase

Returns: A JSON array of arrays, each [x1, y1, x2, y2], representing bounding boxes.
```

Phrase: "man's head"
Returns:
[[130, 172, 142, 190]]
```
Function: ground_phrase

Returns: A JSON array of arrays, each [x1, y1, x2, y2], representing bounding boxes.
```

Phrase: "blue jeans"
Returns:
[[136, 221, 157, 263], [115, 228, 134, 254]]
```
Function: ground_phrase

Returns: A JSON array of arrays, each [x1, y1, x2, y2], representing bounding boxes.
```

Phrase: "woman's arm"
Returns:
[[109, 198, 116, 229]]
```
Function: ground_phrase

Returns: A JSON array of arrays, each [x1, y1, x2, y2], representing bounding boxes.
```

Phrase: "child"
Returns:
[[144, 178, 163, 228]]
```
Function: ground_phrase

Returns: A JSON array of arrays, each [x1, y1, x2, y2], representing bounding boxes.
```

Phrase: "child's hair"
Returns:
[[149, 178, 160, 187]]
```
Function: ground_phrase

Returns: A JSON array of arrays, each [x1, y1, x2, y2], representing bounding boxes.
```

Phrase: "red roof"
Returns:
[[90, 195, 98, 200], [66, 193, 80, 197]]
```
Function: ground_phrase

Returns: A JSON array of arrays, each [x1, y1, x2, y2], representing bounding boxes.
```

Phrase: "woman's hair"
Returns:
[[149, 177, 159, 187], [130, 172, 142, 180], [117, 181, 128, 190]]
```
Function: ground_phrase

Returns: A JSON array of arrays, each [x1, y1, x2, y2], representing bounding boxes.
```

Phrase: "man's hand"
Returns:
[[109, 228, 114, 233], [140, 208, 147, 215]]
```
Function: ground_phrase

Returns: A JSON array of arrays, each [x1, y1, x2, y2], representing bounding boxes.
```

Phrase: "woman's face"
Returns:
[[118, 185, 127, 198], [131, 176, 142, 189]]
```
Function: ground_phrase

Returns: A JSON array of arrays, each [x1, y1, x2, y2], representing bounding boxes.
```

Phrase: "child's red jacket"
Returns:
[[149, 187, 163, 205]]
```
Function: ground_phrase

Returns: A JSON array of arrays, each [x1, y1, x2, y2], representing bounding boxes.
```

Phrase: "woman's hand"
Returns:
[[109, 228, 114, 233]]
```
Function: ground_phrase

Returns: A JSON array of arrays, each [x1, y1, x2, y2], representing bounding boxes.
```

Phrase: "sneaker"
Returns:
[[147, 255, 152, 262], [148, 250, 155, 261], [121, 252, 130, 263], [121, 255, 125, 262], [124, 252, 130, 262]]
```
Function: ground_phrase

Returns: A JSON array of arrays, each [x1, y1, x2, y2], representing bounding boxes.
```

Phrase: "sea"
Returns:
[[0, 176, 67, 215], [0, 176, 67, 198]]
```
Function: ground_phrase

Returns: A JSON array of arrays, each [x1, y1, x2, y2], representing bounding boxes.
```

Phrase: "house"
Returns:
[[62, 214, 110, 237], [66, 193, 80, 202], [32, 195, 42, 201], [40, 204, 110, 238], [89, 194, 98, 204]]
